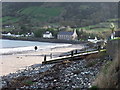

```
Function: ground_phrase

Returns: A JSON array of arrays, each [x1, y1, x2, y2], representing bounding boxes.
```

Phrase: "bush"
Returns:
[[24, 80, 34, 86]]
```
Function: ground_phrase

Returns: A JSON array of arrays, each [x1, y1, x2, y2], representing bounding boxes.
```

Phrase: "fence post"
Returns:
[[44, 55, 46, 62], [71, 51, 74, 56], [75, 50, 77, 54], [50, 53, 52, 59]]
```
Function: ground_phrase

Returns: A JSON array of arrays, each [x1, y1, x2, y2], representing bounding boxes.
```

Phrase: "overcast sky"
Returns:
[[1, 0, 120, 2]]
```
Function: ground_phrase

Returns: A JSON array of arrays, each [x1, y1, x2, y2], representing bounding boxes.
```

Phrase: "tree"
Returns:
[[110, 23, 115, 33], [20, 25, 31, 34], [34, 29, 45, 38]]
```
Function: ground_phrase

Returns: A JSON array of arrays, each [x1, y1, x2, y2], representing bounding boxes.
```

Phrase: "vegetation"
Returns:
[[1, 2, 118, 40], [79, 21, 118, 39], [92, 51, 120, 88], [2, 2, 117, 27], [33, 29, 45, 37], [89, 86, 98, 90], [23, 80, 34, 86]]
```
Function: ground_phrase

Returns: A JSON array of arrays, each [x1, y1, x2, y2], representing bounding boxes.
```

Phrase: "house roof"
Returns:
[[114, 31, 120, 37], [58, 31, 74, 35], [43, 31, 51, 34], [88, 37, 95, 39]]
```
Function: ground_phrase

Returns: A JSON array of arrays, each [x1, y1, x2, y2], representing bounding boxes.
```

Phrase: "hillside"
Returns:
[[1, 2, 118, 40], [2, 2, 118, 28]]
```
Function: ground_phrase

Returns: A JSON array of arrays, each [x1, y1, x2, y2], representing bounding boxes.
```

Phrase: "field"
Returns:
[[80, 19, 118, 36], [1, 7, 63, 25]]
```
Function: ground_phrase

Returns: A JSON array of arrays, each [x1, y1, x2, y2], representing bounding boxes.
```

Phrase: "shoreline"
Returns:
[[1, 36, 87, 44], [0, 39, 75, 55], [0, 44, 84, 76], [0, 44, 72, 55]]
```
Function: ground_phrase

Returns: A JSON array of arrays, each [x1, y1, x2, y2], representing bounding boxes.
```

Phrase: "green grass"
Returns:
[[2, 6, 63, 24], [102, 61, 112, 74], [107, 18, 118, 22], [2, 16, 13, 22], [100, 49, 106, 52], [19, 6, 63, 21], [80, 20, 117, 33], [90, 28, 110, 32], [17, 6, 63, 22], [111, 37, 120, 40], [89, 85, 99, 90], [2, 28, 14, 32], [2, 16, 20, 24], [80, 26, 110, 32], [0, 18, 2, 22]]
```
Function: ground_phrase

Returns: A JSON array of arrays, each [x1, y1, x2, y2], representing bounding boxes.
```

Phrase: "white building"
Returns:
[[111, 31, 120, 39], [88, 36, 103, 43], [43, 31, 53, 38], [88, 37, 97, 43]]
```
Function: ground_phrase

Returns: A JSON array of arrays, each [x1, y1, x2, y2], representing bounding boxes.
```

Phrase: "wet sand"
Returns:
[[0, 44, 84, 76]]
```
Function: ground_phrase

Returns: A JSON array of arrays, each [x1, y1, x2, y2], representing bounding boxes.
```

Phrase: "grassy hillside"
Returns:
[[1, 2, 118, 37], [2, 2, 117, 25], [2, 16, 20, 24], [17, 7, 63, 22], [2, 6, 63, 25], [19, 7, 62, 16]]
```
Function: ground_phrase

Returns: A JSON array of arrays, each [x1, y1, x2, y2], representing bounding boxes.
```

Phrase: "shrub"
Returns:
[[89, 86, 99, 90], [34, 29, 45, 37], [23, 80, 34, 86]]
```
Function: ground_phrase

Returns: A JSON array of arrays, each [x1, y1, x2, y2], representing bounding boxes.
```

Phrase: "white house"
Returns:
[[43, 31, 53, 38], [110, 31, 120, 39], [7, 32, 12, 36], [2, 32, 12, 36], [88, 36, 103, 43], [25, 32, 34, 37]]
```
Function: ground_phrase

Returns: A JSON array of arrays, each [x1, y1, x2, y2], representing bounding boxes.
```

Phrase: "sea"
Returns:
[[0, 39, 71, 55]]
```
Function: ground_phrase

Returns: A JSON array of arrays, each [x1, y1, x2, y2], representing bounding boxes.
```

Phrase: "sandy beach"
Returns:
[[0, 44, 84, 76]]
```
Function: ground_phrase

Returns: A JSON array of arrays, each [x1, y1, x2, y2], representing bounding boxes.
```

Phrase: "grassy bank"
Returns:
[[92, 54, 119, 89], [91, 40, 120, 89]]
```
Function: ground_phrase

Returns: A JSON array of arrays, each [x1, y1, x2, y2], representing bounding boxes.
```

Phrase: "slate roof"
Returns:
[[43, 31, 51, 34], [88, 37, 95, 39], [114, 31, 120, 37], [58, 31, 74, 35]]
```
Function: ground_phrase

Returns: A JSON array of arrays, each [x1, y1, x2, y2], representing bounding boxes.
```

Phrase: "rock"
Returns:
[[1, 55, 108, 89]]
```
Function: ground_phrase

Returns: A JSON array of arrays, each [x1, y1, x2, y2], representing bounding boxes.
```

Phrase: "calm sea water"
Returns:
[[0, 39, 71, 55]]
